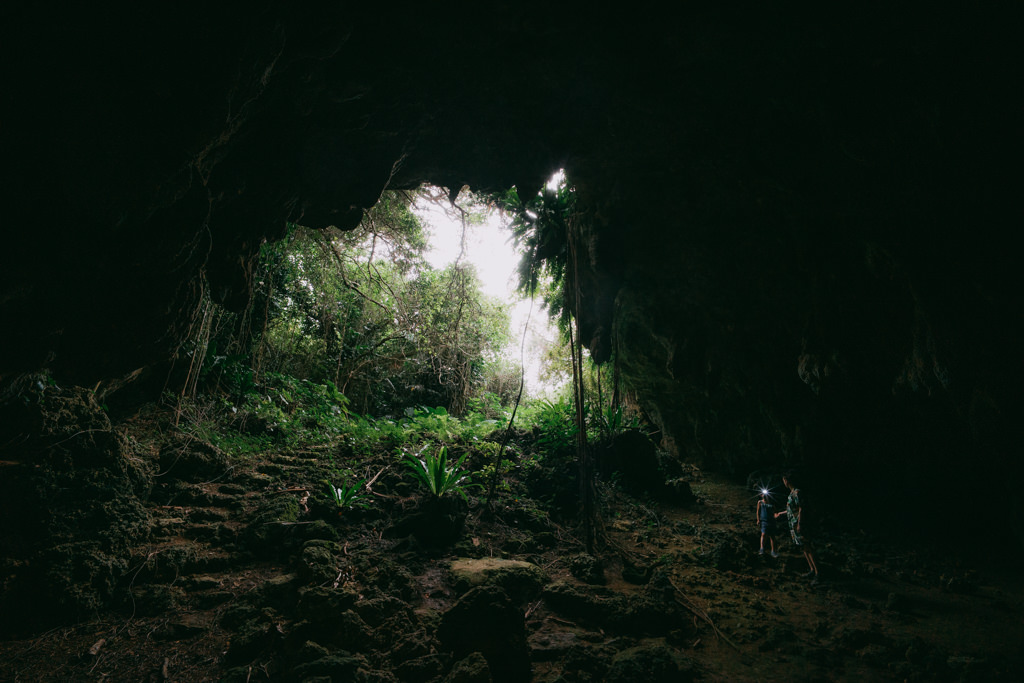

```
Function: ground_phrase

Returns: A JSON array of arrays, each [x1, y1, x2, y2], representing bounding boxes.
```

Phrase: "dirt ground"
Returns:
[[1, 418, 1022, 682]]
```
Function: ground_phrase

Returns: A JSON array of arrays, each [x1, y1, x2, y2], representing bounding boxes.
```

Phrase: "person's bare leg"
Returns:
[[804, 549, 819, 575]]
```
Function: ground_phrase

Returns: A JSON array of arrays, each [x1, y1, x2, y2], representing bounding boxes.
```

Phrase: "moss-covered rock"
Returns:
[[353, 595, 411, 628], [568, 553, 605, 585], [242, 494, 302, 557], [541, 580, 686, 635], [444, 651, 492, 683], [350, 554, 419, 602], [157, 433, 230, 483], [297, 519, 341, 543], [449, 557, 548, 601], [299, 541, 342, 585], [0, 385, 155, 634], [295, 640, 331, 664], [321, 609, 376, 652], [296, 586, 360, 622]]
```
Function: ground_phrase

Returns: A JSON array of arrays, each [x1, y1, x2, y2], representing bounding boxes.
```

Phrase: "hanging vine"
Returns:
[[487, 172, 600, 552]]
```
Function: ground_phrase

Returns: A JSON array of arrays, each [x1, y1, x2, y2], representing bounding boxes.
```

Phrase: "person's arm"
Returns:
[[774, 510, 786, 518], [795, 505, 802, 531], [756, 500, 761, 524]]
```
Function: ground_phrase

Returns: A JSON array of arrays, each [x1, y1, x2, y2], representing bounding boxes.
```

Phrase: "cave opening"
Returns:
[[412, 181, 568, 403]]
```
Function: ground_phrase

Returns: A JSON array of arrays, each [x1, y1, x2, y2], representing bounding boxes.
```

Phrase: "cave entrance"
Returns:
[[189, 177, 570, 424], [411, 183, 567, 405]]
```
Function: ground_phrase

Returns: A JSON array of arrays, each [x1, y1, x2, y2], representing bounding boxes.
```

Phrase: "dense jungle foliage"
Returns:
[[168, 183, 645, 503], [186, 190, 510, 418]]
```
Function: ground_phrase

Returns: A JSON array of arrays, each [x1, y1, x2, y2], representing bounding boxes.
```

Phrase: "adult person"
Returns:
[[775, 472, 819, 584]]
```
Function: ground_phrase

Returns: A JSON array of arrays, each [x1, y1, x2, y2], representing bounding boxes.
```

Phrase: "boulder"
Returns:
[[444, 652, 492, 683], [448, 557, 548, 601]]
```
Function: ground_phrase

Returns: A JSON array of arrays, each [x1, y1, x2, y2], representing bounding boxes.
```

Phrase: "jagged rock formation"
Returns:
[[1, 5, 1021, 547]]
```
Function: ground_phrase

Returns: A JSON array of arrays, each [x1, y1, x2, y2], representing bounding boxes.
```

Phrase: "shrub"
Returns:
[[404, 445, 474, 500]]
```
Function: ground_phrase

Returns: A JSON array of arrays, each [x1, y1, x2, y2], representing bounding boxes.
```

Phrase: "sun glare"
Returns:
[[546, 169, 565, 191], [412, 187, 565, 398]]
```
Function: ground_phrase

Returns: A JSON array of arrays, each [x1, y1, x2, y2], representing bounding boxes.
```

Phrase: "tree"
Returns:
[[486, 173, 598, 551], [196, 189, 510, 417]]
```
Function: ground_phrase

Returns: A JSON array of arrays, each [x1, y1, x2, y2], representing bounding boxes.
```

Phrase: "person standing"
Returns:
[[775, 472, 819, 584], [756, 490, 779, 557]]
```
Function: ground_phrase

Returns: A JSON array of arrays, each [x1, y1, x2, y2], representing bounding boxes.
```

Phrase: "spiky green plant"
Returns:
[[328, 478, 369, 509], [404, 445, 473, 500]]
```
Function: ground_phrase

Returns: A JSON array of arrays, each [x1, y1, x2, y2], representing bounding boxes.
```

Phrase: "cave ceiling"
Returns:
[[1, 5, 1021, 502]]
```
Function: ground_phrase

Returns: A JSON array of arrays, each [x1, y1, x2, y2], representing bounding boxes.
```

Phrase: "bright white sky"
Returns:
[[412, 190, 566, 399]]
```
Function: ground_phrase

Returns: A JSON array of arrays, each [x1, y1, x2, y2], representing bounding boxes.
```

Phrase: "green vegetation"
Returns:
[[186, 189, 512, 420], [491, 177, 576, 327], [328, 478, 369, 510], [403, 445, 474, 500], [163, 182, 653, 548]]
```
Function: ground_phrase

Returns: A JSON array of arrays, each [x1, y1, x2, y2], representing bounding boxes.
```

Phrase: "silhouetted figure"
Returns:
[[775, 473, 819, 584]]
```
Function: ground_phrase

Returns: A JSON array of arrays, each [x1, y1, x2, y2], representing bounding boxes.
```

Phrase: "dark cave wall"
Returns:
[[571, 7, 1024, 543], [1, 5, 1021, 545], [2, 2, 640, 387]]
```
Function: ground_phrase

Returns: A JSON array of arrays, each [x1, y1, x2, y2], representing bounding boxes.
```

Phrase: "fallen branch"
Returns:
[[365, 467, 386, 492], [667, 576, 741, 652], [541, 558, 561, 572]]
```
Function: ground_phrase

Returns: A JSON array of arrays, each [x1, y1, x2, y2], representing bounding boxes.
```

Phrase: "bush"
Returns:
[[404, 445, 474, 500]]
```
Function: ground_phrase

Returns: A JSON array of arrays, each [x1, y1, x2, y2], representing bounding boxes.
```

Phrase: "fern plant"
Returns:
[[404, 445, 473, 500], [403, 406, 457, 442], [597, 404, 641, 436]]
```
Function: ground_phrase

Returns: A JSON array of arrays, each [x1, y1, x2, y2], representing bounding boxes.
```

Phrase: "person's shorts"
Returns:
[[760, 521, 775, 535]]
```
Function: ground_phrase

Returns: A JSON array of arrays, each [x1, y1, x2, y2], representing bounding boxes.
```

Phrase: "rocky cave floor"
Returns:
[[1, 403, 1022, 683]]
